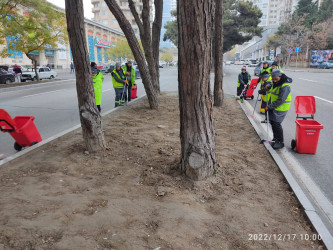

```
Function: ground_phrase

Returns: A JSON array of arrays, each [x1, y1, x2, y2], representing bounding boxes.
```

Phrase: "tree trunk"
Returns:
[[65, 0, 106, 152], [213, 0, 224, 107], [26, 53, 39, 81], [106, 0, 158, 109], [178, 0, 217, 180], [152, 0, 163, 93]]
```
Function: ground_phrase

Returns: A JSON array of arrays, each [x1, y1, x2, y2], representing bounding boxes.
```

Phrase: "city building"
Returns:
[[0, 18, 124, 69], [249, 0, 296, 27], [91, 0, 149, 37], [160, 0, 176, 48]]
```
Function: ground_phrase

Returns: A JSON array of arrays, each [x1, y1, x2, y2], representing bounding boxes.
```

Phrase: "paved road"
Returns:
[[0, 67, 178, 158], [224, 65, 333, 204], [1, 65, 332, 206]]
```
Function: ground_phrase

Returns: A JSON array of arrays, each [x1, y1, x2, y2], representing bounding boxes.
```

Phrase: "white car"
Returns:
[[21, 67, 57, 82]]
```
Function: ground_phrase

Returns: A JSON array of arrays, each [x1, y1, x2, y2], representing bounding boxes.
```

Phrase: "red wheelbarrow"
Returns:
[[291, 96, 324, 154], [0, 109, 42, 151]]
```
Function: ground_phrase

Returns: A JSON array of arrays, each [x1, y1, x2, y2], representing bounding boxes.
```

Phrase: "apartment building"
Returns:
[[160, 0, 177, 48], [92, 0, 146, 37]]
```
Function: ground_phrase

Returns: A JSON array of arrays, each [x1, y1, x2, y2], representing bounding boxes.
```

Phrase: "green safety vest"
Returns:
[[271, 65, 284, 74], [260, 76, 272, 102], [237, 72, 251, 87], [122, 65, 136, 86], [269, 83, 292, 111], [92, 72, 104, 106], [261, 67, 272, 74], [112, 68, 126, 88]]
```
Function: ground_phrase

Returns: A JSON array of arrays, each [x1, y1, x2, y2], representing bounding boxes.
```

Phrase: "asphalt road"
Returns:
[[1, 65, 332, 206], [223, 65, 333, 204], [0, 67, 178, 158]]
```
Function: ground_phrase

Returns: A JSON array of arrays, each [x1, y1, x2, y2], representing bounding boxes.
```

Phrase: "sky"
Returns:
[[47, 0, 93, 19]]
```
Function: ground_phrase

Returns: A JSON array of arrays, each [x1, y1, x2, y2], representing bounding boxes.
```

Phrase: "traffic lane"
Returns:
[[0, 69, 177, 158]]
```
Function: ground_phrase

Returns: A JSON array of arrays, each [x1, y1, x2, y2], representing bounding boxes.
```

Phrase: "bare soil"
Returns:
[[0, 93, 323, 249]]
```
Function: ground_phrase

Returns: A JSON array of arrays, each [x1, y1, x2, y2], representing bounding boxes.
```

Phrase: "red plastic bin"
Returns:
[[294, 119, 323, 154], [10, 116, 42, 147], [131, 84, 137, 99]]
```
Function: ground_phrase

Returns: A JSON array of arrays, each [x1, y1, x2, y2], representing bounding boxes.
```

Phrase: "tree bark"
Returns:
[[128, 0, 160, 93], [26, 53, 39, 81], [65, 0, 106, 152], [152, 0, 163, 92], [214, 0, 224, 107], [105, 0, 158, 109], [178, 0, 217, 180]]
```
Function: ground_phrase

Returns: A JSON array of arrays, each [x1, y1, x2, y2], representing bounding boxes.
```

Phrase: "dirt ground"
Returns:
[[0, 93, 324, 250]]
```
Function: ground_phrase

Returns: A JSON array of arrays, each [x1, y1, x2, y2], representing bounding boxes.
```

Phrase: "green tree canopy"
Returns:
[[160, 53, 173, 62], [0, 0, 68, 79], [318, 0, 333, 22], [106, 39, 144, 61], [293, 0, 318, 28], [163, 0, 262, 52]]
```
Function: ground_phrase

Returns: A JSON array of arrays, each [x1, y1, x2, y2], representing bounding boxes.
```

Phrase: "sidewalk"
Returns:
[[284, 67, 333, 73]]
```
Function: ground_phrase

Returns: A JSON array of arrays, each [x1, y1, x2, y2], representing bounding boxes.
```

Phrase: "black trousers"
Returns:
[[270, 120, 284, 143], [237, 85, 245, 96], [126, 85, 132, 102]]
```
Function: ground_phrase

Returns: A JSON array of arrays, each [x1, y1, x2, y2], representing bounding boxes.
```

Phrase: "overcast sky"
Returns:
[[47, 0, 93, 19]]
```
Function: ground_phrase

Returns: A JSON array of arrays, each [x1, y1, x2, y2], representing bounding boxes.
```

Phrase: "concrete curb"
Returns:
[[284, 68, 333, 73], [238, 100, 333, 249], [0, 79, 75, 93], [0, 94, 147, 166]]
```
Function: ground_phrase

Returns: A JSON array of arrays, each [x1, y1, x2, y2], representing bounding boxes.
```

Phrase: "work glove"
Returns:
[[124, 80, 128, 84], [265, 106, 269, 111], [126, 72, 130, 76]]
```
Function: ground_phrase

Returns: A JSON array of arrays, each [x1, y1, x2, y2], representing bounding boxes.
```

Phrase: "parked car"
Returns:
[[21, 67, 57, 82], [0, 68, 15, 84], [225, 61, 232, 65], [248, 60, 258, 67], [99, 65, 110, 74], [317, 61, 333, 69], [254, 60, 274, 76]]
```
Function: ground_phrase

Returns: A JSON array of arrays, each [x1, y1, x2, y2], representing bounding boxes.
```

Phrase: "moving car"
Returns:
[[317, 61, 333, 69], [0, 68, 15, 84], [254, 60, 274, 76], [133, 65, 141, 79], [21, 67, 57, 82]]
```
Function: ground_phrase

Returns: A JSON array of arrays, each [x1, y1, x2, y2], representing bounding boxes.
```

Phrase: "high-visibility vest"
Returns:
[[269, 83, 292, 111], [112, 68, 126, 88], [261, 67, 272, 74], [260, 77, 273, 102], [237, 72, 251, 87], [122, 65, 136, 86], [93, 72, 104, 105]]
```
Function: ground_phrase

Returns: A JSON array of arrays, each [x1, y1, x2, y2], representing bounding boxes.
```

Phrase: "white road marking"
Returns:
[[21, 89, 65, 98], [314, 96, 333, 104], [299, 78, 318, 82], [102, 89, 113, 93]]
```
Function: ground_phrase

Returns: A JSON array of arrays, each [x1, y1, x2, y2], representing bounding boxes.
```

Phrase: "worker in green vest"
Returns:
[[271, 61, 284, 73], [91, 62, 104, 112], [258, 71, 273, 122], [236, 66, 251, 101], [111, 63, 128, 107], [265, 69, 292, 150], [122, 60, 136, 102]]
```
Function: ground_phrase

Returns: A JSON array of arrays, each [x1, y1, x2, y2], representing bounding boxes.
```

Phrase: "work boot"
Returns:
[[272, 141, 284, 150], [261, 120, 268, 123]]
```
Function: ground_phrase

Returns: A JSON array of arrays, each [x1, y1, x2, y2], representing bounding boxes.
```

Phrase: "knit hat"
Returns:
[[127, 60, 132, 64], [241, 66, 247, 70], [115, 62, 121, 67], [271, 69, 282, 77], [261, 71, 270, 78], [272, 61, 278, 66], [263, 61, 268, 64]]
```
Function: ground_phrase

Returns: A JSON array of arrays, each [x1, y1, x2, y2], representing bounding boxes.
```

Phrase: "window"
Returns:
[[103, 11, 107, 16], [126, 11, 130, 16], [113, 20, 118, 24], [44, 68, 50, 71], [103, 20, 108, 25], [39, 68, 44, 72], [93, 3, 99, 8], [102, 2, 106, 6], [95, 12, 100, 17]]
